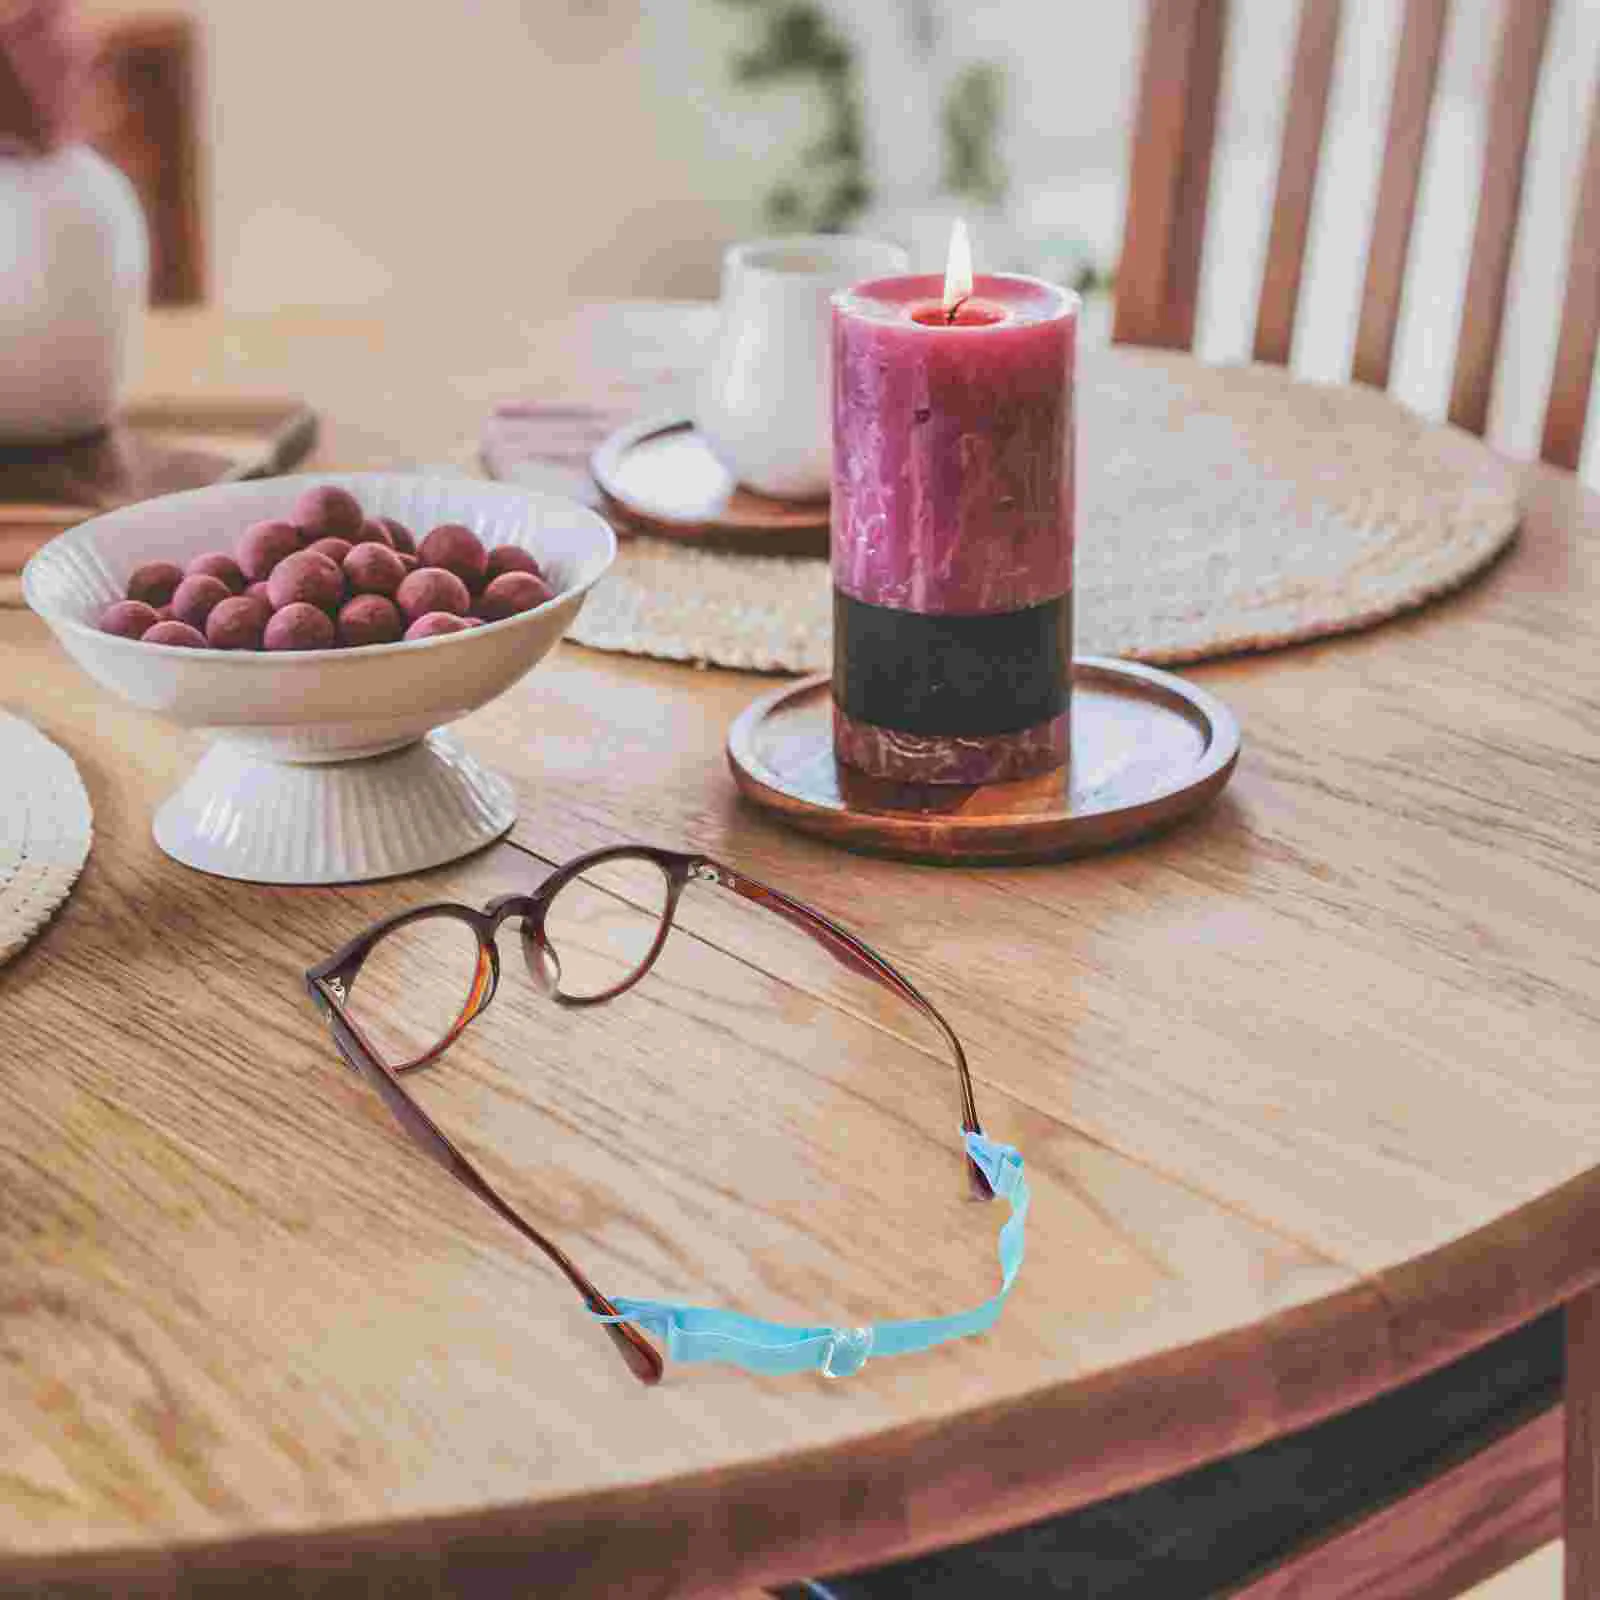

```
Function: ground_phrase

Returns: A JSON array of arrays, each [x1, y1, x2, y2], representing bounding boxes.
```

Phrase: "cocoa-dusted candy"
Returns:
[[484, 544, 544, 584], [205, 594, 272, 651], [418, 523, 487, 587], [142, 620, 208, 648], [236, 519, 301, 582], [264, 602, 336, 652], [185, 551, 246, 593], [291, 484, 363, 541], [337, 595, 403, 647], [375, 516, 416, 555], [304, 537, 353, 568], [267, 550, 344, 614], [403, 612, 474, 641], [350, 518, 394, 548], [343, 543, 406, 597], [476, 571, 552, 621], [98, 599, 160, 638], [125, 560, 184, 607], [170, 574, 232, 632], [395, 566, 470, 623]]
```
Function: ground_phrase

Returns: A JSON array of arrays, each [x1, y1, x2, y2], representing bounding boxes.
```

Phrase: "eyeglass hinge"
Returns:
[[325, 977, 347, 1004], [690, 862, 725, 887]]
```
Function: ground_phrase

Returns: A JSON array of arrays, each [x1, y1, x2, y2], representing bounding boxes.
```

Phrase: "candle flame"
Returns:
[[943, 219, 973, 314]]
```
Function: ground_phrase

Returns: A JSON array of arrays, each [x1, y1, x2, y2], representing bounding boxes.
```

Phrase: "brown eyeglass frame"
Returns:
[[305, 843, 991, 1386]]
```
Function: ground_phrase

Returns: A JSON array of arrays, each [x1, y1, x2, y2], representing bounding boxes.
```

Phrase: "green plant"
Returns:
[[716, 0, 870, 233], [942, 61, 1006, 208]]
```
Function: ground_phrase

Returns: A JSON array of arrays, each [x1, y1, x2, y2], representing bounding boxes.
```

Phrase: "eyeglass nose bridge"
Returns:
[[520, 922, 562, 996]]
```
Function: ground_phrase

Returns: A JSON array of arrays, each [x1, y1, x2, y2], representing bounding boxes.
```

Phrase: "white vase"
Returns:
[[0, 145, 148, 445], [696, 235, 908, 500]]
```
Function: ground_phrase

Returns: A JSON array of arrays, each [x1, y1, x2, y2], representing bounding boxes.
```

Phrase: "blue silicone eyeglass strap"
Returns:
[[590, 1131, 1027, 1378]]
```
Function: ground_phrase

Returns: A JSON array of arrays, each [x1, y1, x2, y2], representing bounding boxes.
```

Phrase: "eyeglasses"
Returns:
[[305, 844, 1028, 1385]]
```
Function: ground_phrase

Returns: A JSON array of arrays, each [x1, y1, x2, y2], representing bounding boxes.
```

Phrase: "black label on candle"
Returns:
[[833, 590, 1073, 736]]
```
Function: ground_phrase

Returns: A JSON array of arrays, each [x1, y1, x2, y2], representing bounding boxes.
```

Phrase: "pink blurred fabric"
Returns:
[[0, 0, 86, 156]]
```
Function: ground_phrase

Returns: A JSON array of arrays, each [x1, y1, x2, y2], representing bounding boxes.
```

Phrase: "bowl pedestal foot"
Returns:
[[153, 728, 517, 884]]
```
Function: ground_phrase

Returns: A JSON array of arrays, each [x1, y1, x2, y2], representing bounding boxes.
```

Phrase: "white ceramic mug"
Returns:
[[697, 234, 909, 501]]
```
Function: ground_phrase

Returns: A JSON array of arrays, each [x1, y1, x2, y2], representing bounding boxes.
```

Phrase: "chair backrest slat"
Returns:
[[1447, 0, 1555, 435], [1540, 82, 1600, 470], [1254, 0, 1343, 366], [1351, 0, 1450, 391], [1113, 0, 1229, 351]]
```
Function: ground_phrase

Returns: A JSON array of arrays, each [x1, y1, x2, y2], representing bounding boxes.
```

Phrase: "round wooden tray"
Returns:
[[589, 413, 829, 553], [727, 658, 1241, 864]]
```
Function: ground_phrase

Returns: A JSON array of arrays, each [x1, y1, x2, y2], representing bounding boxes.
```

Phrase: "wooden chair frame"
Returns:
[[1115, 0, 1600, 470]]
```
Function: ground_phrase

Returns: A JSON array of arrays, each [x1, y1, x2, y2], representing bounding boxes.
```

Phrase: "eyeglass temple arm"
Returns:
[[308, 977, 665, 1386], [692, 860, 993, 1200]]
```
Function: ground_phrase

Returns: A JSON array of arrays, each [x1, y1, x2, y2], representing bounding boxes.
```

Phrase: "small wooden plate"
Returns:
[[727, 659, 1241, 864], [590, 414, 829, 554], [0, 395, 317, 575]]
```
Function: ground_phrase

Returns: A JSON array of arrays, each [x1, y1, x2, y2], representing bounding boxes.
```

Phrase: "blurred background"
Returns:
[[75, 0, 1600, 480]]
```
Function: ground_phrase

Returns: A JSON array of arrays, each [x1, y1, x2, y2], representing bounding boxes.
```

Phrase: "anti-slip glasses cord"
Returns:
[[305, 844, 1028, 1385]]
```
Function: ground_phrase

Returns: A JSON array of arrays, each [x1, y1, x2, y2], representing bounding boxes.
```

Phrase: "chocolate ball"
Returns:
[[395, 566, 471, 623], [376, 516, 416, 555], [153, 605, 174, 622], [205, 593, 272, 650], [476, 571, 553, 621], [338, 594, 403, 647], [304, 536, 353, 568], [396, 552, 419, 573], [291, 484, 363, 540], [237, 519, 301, 581], [99, 599, 160, 638], [264, 602, 336, 652], [350, 517, 394, 548], [126, 561, 184, 607], [418, 523, 487, 587], [170, 573, 232, 632], [267, 550, 344, 614], [484, 544, 544, 584], [403, 611, 474, 641], [245, 580, 271, 604], [343, 542, 406, 597], [142, 620, 208, 648], [185, 550, 245, 593]]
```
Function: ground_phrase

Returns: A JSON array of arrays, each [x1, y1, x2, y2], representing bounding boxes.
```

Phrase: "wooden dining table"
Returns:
[[4, 300, 1600, 1598]]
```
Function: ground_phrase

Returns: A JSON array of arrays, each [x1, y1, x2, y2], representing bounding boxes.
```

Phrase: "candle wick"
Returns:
[[945, 296, 969, 325]]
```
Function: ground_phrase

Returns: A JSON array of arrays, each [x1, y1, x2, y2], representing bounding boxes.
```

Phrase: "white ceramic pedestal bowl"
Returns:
[[23, 473, 616, 884]]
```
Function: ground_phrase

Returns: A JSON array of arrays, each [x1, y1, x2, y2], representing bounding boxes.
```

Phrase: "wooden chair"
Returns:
[[81, 13, 204, 306], [1115, 0, 1600, 470], [1113, 3, 1598, 1595]]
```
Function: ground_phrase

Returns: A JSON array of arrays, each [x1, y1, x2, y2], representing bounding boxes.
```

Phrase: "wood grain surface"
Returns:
[[4, 305, 1600, 1595]]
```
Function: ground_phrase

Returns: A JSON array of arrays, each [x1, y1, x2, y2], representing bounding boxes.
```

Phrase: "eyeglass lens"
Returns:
[[541, 854, 672, 1000]]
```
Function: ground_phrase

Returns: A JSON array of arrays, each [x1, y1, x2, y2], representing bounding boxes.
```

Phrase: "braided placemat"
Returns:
[[479, 346, 1523, 674], [0, 713, 93, 968]]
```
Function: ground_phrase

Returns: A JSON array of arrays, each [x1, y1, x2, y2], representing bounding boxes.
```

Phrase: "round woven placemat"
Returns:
[[481, 346, 1523, 674], [0, 713, 93, 968]]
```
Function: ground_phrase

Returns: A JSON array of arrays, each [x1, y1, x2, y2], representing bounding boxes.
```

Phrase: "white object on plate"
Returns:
[[0, 145, 148, 444], [22, 472, 616, 885], [696, 234, 908, 501]]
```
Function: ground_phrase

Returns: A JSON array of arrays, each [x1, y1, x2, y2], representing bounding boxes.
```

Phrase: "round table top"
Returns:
[[5, 301, 1600, 1596]]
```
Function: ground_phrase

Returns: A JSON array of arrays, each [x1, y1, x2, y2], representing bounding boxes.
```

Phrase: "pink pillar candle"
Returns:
[[830, 273, 1076, 784]]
